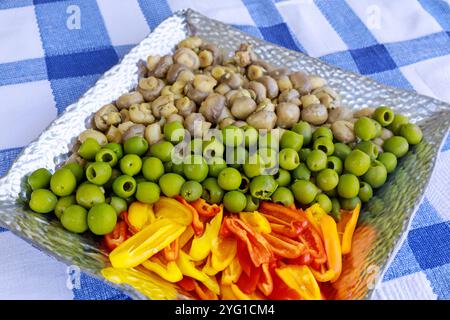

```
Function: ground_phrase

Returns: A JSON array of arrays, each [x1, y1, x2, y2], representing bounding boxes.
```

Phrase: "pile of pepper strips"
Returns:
[[102, 196, 360, 300]]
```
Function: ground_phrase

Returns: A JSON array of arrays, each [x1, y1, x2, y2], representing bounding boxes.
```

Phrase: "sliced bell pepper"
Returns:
[[120, 211, 139, 234], [194, 280, 219, 300], [288, 252, 313, 266], [257, 263, 273, 296], [163, 238, 179, 262], [221, 256, 242, 285], [223, 216, 273, 267], [154, 196, 193, 226], [211, 236, 237, 272], [179, 226, 195, 249], [236, 240, 253, 276], [141, 256, 183, 283], [318, 213, 342, 282], [127, 202, 155, 232], [304, 203, 327, 235], [101, 266, 178, 300], [175, 196, 204, 235], [104, 221, 129, 251], [202, 255, 219, 276], [268, 268, 302, 300], [259, 201, 307, 223], [220, 284, 238, 300], [269, 222, 299, 238], [295, 220, 327, 265], [109, 218, 186, 269], [337, 203, 360, 255], [177, 276, 196, 292], [176, 250, 220, 295], [275, 265, 322, 300], [189, 208, 223, 261], [262, 232, 305, 259], [239, 211, 272, 234], [236, 262, 261, 294], [190, 198, 221, 218], [230, 284, 265, 300]]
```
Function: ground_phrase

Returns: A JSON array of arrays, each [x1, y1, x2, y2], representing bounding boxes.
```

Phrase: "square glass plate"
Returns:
[[0, 9, 449, 300]]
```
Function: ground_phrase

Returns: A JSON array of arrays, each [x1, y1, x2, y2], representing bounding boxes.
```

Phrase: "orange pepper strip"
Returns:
[[319, 214, 342, 282], [163, 238, 179, 262], [262, 233, 305, 259], [224, 216, 273, 267], [259, 201, 307, 223], [175, 196, 204, 236], [230, 284, 265, 300], [220, 284, 238, 300], [194, 281, 219, 300], [190, 198, 221, 218], [263, 214, 291, 226], [257, 263, 273, 296], [337, 204, 360, 255]]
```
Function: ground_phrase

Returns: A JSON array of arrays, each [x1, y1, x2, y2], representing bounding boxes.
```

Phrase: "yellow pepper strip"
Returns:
[[189, 208, 223, 261], [109, 218, 186, 268], [101, 266, 178, 300], [230, 284, 265, 300], [176, 250, 220, 295], [337, 204, 360, 255], [179, 225, 195, 249], [304, 204, 327, 235], [202, 256, 218, 276], [221, 256, 242, 285], [142, 256, 183, 283], [310, 266, 337, 282], [127, 202, 155, 232], [275, 265, 322, 300], [211, 237, 237, 271], [319, 214, 342, 282], [153, 197, 193, 226], [239, 211, 272, 234], [220, 284, 238, 300]]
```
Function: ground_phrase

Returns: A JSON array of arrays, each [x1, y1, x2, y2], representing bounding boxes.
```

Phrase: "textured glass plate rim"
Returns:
[[0, 9, 448, 300]]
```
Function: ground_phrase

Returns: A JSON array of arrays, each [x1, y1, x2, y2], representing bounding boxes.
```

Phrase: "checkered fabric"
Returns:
[[0, 0, 449, 300]]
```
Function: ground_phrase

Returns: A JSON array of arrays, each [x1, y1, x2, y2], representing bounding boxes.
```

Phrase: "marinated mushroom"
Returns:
[[177, 36, 203, 50], [186, 74, 217, 104], [120, 109, 131, 122], [185, 113, 212, 137], [301, 103, 328, 125], [267, 68, 289, 80], [116, 91, 144, 110], [167, 113, 184, 124], [166, 64, 190, 84], [353, 107, 375, 118], [246, 81, 267, 103], [312, 86, 341, 109], [300, 95, 321, 109], [78, 129, 108, 146], [215, 83, 231, 95], [231, 96, 257, 120], [256, 98, 276, 113], [129, 103, 155, 125], [148, 55, 173, 78], [234, 43, 257, 67], [257, 75, 279, 99], [327, 107, 353, 123], [145, 122, 163, 145], [138, 77, 165, 102], [118, 121, 135, 134], [105, 125, 122, 143], [173, 47, 200, 70], [289, 71, 312, 95], [331, 120, 355, 143], [220, 72, 243, 89], [309, 76, 327, 90], [276, 102, 300, 128], [247, 64, 265, 81], [277, 75, 293, 92], [278, 89, 301, 105], [152, 95, 177, 118], [200, 42, 223, 66], [122, 124, 145, 142], [247, 110, 277, 130], [219, 117, 236, 129], [216, 106, 234, 124], [94, 104, 120, 131], [175, 97, 197, 117], [199, 93, 227, 122], [380, 128, 394, 141]]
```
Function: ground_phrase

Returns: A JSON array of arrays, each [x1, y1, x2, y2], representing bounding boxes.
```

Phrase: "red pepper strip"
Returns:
[[194, 280, 219, 300], [175, 196, 204, 236], [263, 214, 291, 226], [268, 268, 302, 300], [236, 240, 252, 276], [224, 217, 273, 267], [103, 221, 129, 251], [119, 212, 140, 234], [270, 222, 301, 238], [177, 276, 196, 292], [163, 237, 179, 262], [288, 204, 297, 211], [262, 233, 305, 259], [288, 252, 313, 266], [259, 201, 308, 223], [294, 221, 328, 265], [190, 199, 221, 218], [236, 262, 261, 294], [257, 263, 273, 296], [219, 220, 232, 238]]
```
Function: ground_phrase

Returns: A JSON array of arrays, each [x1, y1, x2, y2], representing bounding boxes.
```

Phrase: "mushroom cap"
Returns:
[[94, 104, 119, 131], [276, 102, 300, 128]]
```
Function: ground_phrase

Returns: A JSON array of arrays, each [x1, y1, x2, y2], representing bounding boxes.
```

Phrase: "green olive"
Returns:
[[28, 168, 52, 191], [78, 138, 101, 161], [61, 205, 88, 233], [159, 173, 185, 197], [354, 117, 377, 141], [142, 157, 165, 182], [315, 193, 332, 213], [337, 173, 360, 199], [120, 154, 142, 176], [223, 191, 247, 213], [108, 196, 128, 215], [279, 148, 300, 170], [387, 114, 409, 135], [326, 156, 343, 174], [377, 152, 397, 173], [344, 150, 371, 176], [243, 126, 259, 148], [164, 121, 185, 144], [383, 136, 409, 158], [86, 162, 112, 185], [29, 189, 57, 213], [202, 178, 224, 204], [274, 168, 291, 187], [76, 183, 106, 208], [183, 155, 208, 182], [340, 197, 361, 210], [373, 106, 395, 126], [280, 131, 303, 152], [249, 175, 278, 200], [333, 143, 352, 161], [111, 175, 136, 199], [362, 160, 387, 189], [306, 149, 327, 172], [313, 137, 335, 156], [355, 141, 379, 160], [312, 127, 333, 141], [105, 143, 124, 160], [208, 157, 227, 178], [299, 148, 312, 162], [50, 168, 77, 196], [244, 194, 260, 211], [87, 203, 117, 235], [358, 182, 373, 202], [330, 197, 341, 221], [291, 163, 311, 181], [64, 163, 84, 183], [272, 187, 294, 207], [292, 121, 312, 146], [54, 195, 76, 219], [95, 148, 118, 167], [316, 168, 339, 192], [136, 181, 160, 204], [222, 125, 244, 147], [124, 136, 149, 156], [150, 141, 174, 162], [399, 123, 423, 145], [291, 180, 318, 205]]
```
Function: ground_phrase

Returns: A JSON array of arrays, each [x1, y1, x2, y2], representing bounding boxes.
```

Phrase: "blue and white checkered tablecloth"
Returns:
[[0, 0, 449, 300]]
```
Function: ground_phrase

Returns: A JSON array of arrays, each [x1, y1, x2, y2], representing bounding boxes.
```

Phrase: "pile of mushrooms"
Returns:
[[78, 36, 390, 154]]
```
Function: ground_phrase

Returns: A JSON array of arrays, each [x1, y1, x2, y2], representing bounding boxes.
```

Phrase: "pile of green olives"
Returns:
[[27, 105, 423, 233]]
